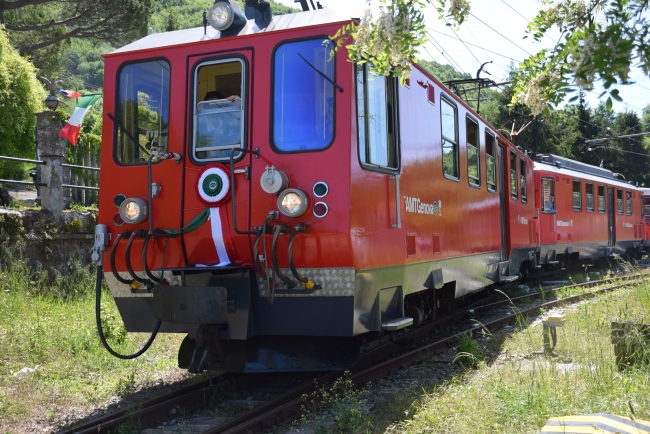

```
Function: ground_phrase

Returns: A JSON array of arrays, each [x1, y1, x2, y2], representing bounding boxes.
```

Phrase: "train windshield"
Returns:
[[115, 60, 170, 165], [193, 59, 245, 162], [272, 38, 335, 152]]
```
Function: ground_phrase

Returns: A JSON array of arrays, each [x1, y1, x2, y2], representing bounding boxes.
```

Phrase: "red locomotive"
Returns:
[[91, 4, 644, 373]]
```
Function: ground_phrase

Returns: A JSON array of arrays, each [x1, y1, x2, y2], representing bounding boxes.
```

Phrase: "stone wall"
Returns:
[[0, 208, 96, 274]]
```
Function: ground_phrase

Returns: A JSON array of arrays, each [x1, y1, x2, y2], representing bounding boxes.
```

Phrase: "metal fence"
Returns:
[[0, 154, 100, 205]]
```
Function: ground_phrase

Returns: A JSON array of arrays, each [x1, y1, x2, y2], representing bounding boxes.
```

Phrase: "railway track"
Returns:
[[59, 272, 647, 434]]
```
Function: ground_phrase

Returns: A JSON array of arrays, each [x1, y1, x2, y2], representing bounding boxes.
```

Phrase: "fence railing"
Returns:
[[0, 153, 100, 204]]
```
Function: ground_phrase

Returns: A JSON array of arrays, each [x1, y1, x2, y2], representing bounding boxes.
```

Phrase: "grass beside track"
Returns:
[[295, 274, 650, 433], [0, 243, 187, 432]]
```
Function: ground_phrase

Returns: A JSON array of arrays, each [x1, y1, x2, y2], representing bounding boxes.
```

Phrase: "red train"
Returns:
[[90, 5, 645, 373]]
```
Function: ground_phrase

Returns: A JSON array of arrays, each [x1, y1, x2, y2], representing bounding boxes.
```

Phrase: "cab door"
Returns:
[[607, 187, 615, 247], [497, 144, 508, 260], [540, 177, 556, 246]]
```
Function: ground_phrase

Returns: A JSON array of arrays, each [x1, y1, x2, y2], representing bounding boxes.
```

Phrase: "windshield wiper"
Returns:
[[107, 113, 151, 156], [297, 53, 343, 92]]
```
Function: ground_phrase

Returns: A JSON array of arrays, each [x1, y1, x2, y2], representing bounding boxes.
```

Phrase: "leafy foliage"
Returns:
[[0, 26, 46, 179], [3, 0, 153, 75]]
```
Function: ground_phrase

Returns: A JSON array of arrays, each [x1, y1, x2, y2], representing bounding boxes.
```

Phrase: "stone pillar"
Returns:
[[35, 111, 68, 216]]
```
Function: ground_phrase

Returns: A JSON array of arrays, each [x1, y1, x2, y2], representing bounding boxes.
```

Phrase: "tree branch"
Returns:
[[18, 27, 82, 54], [4, 11, 89, 31], [3, 0, 56, 10]]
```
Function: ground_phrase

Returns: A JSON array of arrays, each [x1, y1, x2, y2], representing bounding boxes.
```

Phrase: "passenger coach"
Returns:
[[533, 155, 644, 266]]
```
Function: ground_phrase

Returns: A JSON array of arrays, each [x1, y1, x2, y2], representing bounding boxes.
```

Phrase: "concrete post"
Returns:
[[35, 112, 68, 216]]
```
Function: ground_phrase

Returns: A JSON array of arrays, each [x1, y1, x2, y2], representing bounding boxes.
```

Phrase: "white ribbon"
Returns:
[[209, 207, 230, 266]]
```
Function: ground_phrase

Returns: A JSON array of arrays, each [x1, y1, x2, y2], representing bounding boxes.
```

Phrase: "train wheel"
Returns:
[[178, 335, 195, 369]]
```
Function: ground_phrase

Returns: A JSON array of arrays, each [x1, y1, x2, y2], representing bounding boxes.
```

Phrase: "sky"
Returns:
[[276, 0, 650, 121]]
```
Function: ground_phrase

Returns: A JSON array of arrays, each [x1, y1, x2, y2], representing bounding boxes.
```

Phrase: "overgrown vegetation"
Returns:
[[0, 242, 187, 431], [291, 277, 650, 433]]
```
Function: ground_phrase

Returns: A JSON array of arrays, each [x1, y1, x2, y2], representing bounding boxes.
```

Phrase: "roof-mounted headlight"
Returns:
[[208, 1, 234, 30], [119, 198, 148, 225], [208, 0, 247, 34], [278, 189, 309, 217]]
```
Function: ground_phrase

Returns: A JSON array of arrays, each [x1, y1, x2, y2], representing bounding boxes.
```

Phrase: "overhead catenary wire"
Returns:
[[468, 12, 534, 56]]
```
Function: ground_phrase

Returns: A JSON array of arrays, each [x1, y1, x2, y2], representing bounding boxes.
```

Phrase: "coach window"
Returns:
[[273, 38, 335, 153], [598, 185, 605, 213], [626, 190, 633, 215], [617, 189, 624, 214], [509, 150, 517, 200], [586, 182, 594, 212], [485, 131, 496, 192], [572, 179, 582, 211], [193, 59, 245, 162], [519, 157, 527, 203], [466, 117, 480, 187], [115, 60, 170, 165], [542, 178, 555, 212], [441, 97, 459, 179], [357, 63, 399, 169]]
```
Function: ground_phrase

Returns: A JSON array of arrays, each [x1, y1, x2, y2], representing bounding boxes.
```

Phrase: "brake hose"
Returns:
[[142, 232, 170, 283], [110, 231, 133, 285], [253, 229, 267, 279], [125, 230, 150, 285], [271, 225, 291, 285], [95, 265, 161, 359], [288, 224, 309, 284]]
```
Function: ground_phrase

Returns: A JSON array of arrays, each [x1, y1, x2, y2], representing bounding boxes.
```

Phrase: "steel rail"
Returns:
[[57, 273, 645, 434], [203, 274, 647, 434]]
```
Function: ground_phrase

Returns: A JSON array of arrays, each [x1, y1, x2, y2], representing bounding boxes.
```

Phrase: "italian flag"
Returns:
[[58, 94, 102, 146]]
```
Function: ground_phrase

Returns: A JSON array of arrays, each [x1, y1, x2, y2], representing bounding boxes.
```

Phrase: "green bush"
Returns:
[[0, 213, 24, 235]]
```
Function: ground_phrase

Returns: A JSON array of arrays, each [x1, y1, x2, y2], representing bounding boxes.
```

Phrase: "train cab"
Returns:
[[642, 188, 650, 250]]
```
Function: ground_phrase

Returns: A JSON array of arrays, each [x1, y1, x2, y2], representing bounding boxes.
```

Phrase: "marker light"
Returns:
[[113, 212, 125, 226], [114, 193, 126, 207], [278, 189, 309, 217], [313, 202, 328, 218], [208, 1, 234, 30], [119, 198, 148, 225], [313, 182, 328, 198]]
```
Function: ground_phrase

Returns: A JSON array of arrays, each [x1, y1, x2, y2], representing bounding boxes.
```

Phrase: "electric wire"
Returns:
[[442, 17, 481, 65], [468, 12, 533, 57], [425, 31, 467, 74]]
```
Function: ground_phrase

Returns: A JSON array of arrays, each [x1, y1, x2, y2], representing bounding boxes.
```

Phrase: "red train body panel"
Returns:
[[92, 9, 642, 373]]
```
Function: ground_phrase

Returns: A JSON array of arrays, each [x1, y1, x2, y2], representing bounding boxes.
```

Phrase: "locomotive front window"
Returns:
[[115, 60, 170, 165], [272, 38, 335, 153], [357, 63, 399, 169], [509, 150, 517, 200], [192, 59, 245, 162], [586, 182, 594, 212], [441, 98, 459, 179], [485, 131, 496, 193], [573, 179, 582, 211], [466, 117, 480, 187], [617, 188, 623, 214], [598, 185, 605, 212]]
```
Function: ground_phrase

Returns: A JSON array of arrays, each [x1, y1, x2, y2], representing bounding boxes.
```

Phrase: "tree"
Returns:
[[0, 26, 46, 179], [336, 0, 650, 116], [1, 0, 152, 74]]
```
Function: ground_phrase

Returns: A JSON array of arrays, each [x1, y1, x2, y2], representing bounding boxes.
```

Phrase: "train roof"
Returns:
[[110, 9, 353, 55], [533, 155, 640, 190]]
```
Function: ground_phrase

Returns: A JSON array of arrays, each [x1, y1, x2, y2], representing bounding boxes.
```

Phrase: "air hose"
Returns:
[[95, 265, 161, 359], [287, 223, 315, 290], [271, 225, 292, 286], [110, 231, 133, 285], [125, 230, 149, 286]]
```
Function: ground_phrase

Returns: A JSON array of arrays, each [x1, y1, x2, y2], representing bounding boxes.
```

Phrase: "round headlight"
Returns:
[[119, 198, 148, 225], [278, 189, 309, 217], [208, 1, 234, 30]]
